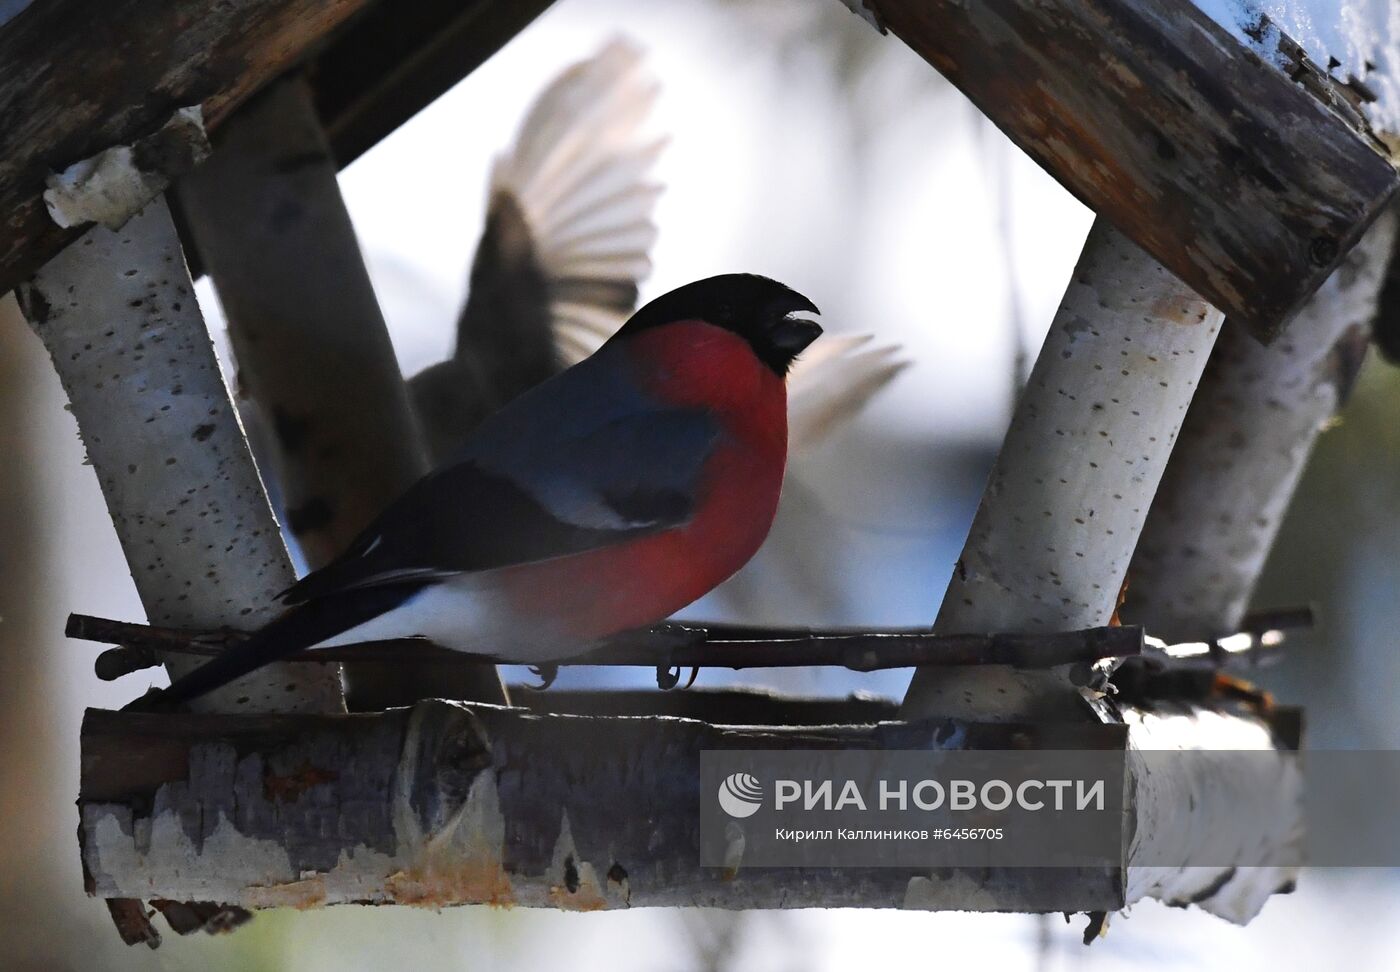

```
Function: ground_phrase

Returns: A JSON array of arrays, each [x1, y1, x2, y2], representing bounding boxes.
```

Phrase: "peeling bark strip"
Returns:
[[1124, 209, 1400, 641], [0, 0, 374, 293], [17, 200, 342, 714], [863, 0, 1398, 338], [905, 220, 1222, 721], [79, 701, 1127, 912], [44, 106, 210, 231]]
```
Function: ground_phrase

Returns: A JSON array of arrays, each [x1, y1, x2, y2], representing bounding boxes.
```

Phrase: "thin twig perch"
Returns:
[[68, 613, 1144, 679]]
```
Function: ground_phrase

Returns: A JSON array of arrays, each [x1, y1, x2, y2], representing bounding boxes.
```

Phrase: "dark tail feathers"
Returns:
[[132, 585, 420, 710]]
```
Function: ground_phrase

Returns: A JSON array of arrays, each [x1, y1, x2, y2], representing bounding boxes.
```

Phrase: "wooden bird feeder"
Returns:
[[4, 0, 1395, 948]]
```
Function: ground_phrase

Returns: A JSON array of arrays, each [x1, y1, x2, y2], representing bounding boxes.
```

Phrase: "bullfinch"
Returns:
[[147, 274, 823, 707]]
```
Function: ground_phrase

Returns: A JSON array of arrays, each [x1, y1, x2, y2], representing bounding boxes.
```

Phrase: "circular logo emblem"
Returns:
[[717, 772, 763, 818]]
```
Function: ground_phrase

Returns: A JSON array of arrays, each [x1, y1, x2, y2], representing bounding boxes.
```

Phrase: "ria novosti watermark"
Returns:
[[764, 774, 1106, 814], [701, 750, 1123, 868], [700, 749, 1400, 869]]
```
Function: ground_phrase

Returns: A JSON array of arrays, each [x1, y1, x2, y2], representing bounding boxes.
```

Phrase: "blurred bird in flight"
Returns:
[[409, 37, 905, 463]]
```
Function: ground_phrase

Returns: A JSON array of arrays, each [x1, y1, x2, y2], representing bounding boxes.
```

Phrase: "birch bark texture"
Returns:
[[904, 219, 1223, 720], [176, 77, 506, 705], [78, 700, 1126, 913], [1124, 209, 1400, 640], [176, 76, 427, 567], [17, 199, 342, 714], [897, 218, 1302, 924]]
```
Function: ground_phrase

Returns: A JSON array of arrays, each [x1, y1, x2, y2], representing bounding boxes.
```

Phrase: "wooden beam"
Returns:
[[0, 0, 543, 296], [855, 0, 1399, 339], [0, 0, 376, 296], [903, 219, 1223, 722], [175, 76, 508, 706], [79, 700, 1130, 913], [176, 77, 430, 569], [307, 0, 557, 167], [16, 200, 343, 715]]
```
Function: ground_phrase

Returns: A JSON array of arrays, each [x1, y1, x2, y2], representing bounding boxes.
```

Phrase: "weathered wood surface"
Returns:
[[79, 700, 1128, 913], [0, 0, 378, 296], [0, 0, 546, 294], [310, 0, 557, 166], [856, 0, 1399, 338], [16, 200, 343, 715], [1125, 208, 1400, 640]]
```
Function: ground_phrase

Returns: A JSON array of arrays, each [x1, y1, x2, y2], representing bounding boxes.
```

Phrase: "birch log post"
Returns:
[[1123, 209, 1400, 640], [77, 700, 1129, 913], [16, 199, 343, 716], [1107, 192, 1400, 927], [903, 219, 1222, 721], [176, 77, 506, 705], [900, 218, 1303, 924]]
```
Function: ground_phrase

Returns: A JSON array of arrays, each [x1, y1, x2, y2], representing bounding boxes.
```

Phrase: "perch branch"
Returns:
[[67, 613, 1144, 679]]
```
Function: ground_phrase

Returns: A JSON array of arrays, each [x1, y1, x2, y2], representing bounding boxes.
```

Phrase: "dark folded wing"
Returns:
[[281, 407, 719, 605]]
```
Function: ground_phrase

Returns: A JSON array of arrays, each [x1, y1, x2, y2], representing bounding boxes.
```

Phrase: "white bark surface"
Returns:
[[18, 199, 342, 714], [1121, 706, 1302, 923], [898, 218, 1304, 923], [177, 78, 428, 567], [1125, 210, 1399, 640], [78, 700, 1126, 913], [177, 76, 504, 706], [904, 219, 1222, 720]]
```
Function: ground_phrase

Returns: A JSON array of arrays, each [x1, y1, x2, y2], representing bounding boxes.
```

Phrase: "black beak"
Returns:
[[769, 315, 823, 356], [763, 289, 820, 320]]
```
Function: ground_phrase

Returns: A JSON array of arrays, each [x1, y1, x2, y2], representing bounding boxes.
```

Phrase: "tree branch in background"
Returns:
[[175, 76, 507, 707]]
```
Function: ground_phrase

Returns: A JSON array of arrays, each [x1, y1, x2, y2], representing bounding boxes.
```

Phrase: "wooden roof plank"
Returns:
[[860, 0, 1400, 339]]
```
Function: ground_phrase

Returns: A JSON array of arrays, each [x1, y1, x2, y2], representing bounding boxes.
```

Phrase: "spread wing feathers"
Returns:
[[410, 37, 666, 464], [785, 334, 910, 453], [282, 372, 720, 606], [484, 35, 664, 358]]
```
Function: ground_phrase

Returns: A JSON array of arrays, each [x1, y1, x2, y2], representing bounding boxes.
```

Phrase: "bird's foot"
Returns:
[[656, 665, 699, 690], [526, 664, 559, 690]]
